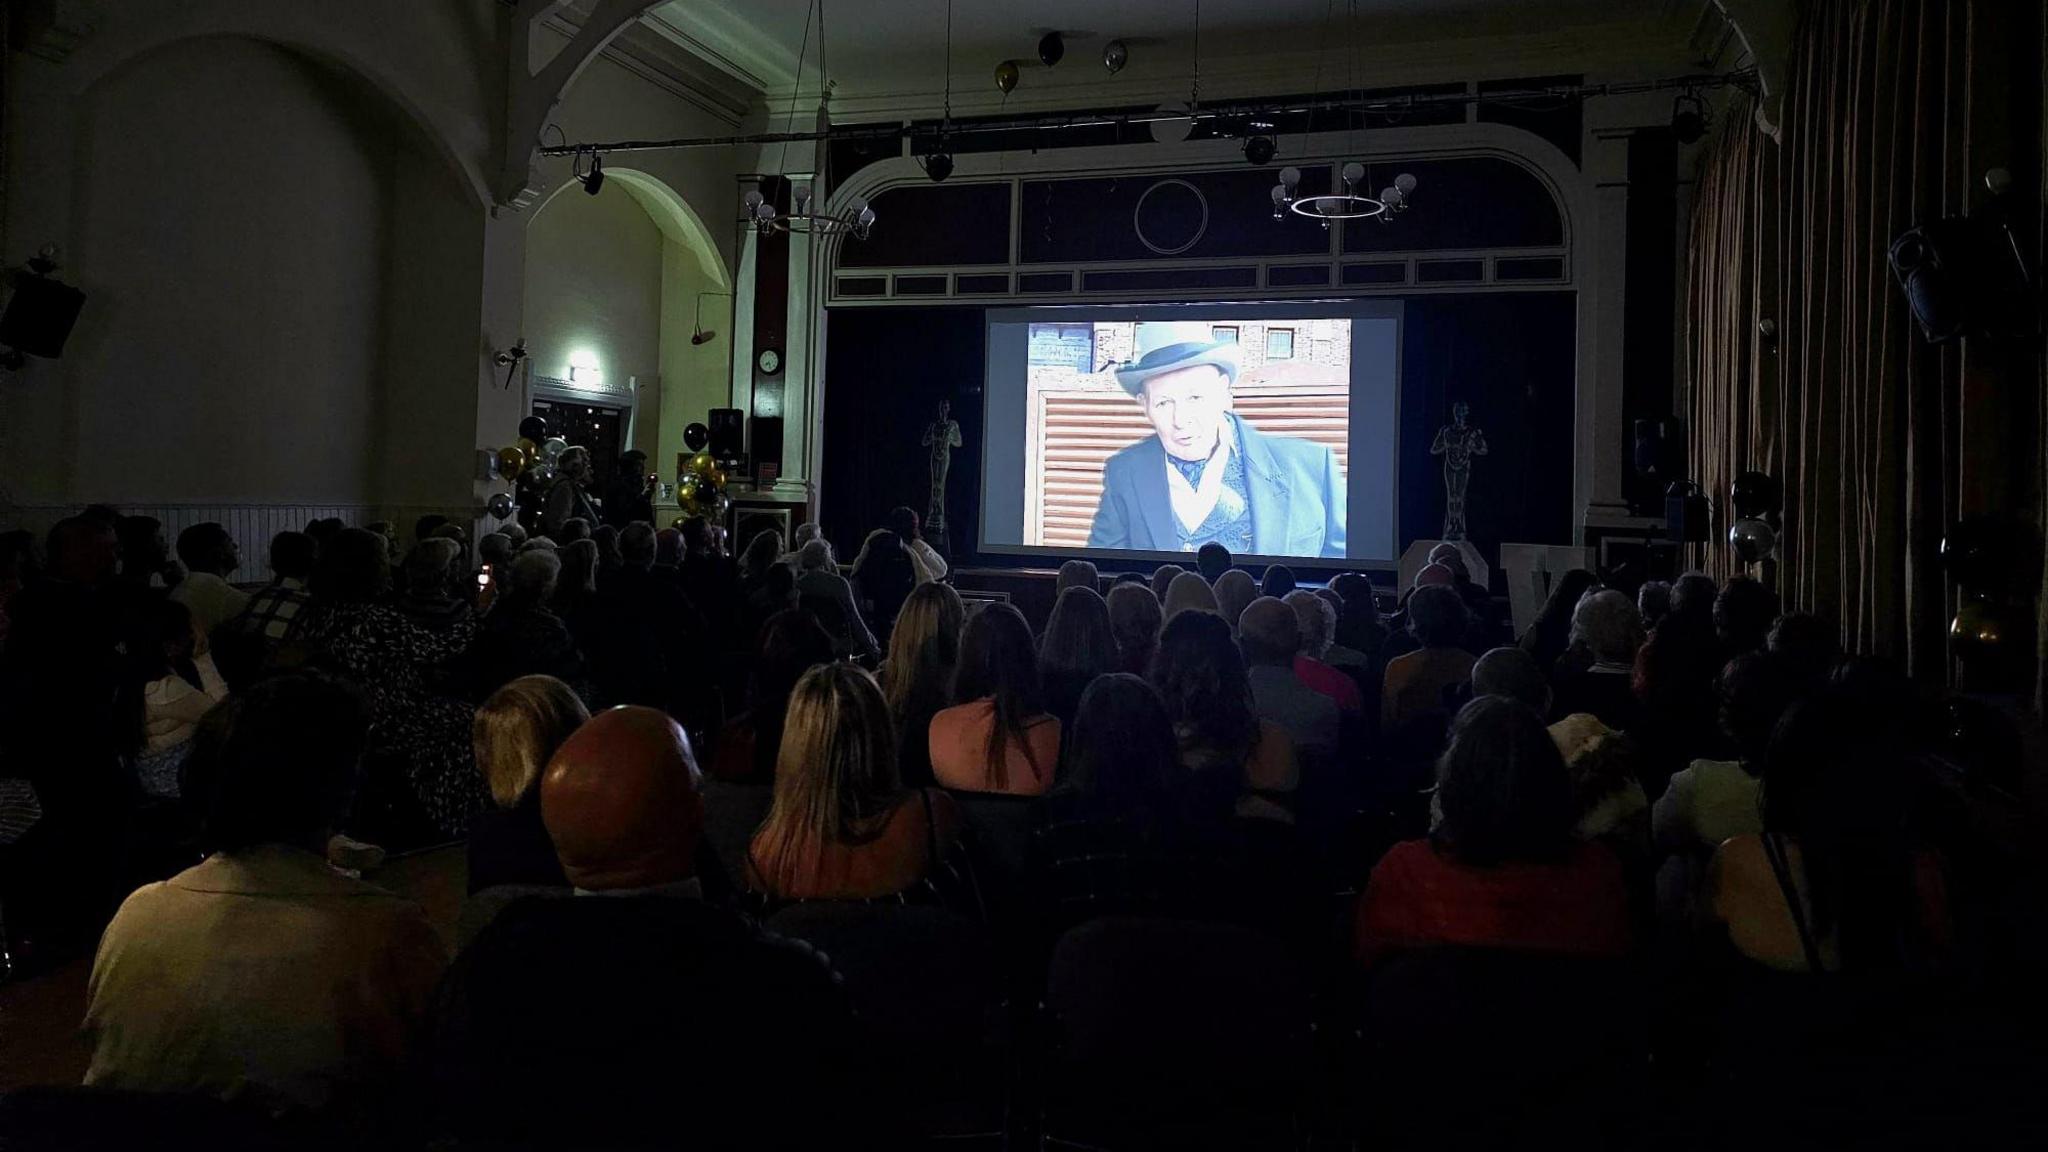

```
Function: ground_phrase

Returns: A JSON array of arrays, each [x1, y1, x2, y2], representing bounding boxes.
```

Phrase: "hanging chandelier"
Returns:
[[1272, 163, 1417, 227], [742, 184, 875, 238]]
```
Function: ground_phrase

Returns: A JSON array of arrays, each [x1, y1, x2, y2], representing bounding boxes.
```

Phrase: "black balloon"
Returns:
[[1729, 470, 1780, 519], [684, 422, 711, 452], [518, 415, 548, 442]]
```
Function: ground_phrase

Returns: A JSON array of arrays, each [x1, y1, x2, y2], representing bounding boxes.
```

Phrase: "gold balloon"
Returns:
[[995, 59, 1020, 94], [685, 451, 719, 477], [495, 446, 526, 480]]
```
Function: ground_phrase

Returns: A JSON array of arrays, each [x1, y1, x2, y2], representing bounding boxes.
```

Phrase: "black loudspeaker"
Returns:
[[0, 274, 86, 358], [1665, 481, 1710, 544], [749, 415, 784, 477], [708, 408, 745, 461], [1889, 207, 2031, 343]]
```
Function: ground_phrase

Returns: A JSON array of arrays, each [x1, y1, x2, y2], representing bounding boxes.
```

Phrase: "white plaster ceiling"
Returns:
[[642, 0, 1702, 118]]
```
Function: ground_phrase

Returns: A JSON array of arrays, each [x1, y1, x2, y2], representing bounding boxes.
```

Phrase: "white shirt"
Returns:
[[143, 651, 228, 756], [169, 572, 251, 635], [908, 538, 948, 583]]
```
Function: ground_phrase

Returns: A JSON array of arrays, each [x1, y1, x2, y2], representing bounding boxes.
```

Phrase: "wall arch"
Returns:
[[532, 167, 729, 289]]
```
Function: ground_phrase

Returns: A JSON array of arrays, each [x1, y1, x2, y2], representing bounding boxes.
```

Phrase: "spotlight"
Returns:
[[579, 151, 605, 196], [1671, 91, 1710, 145], [1102, 39, 1128, 74], [1244, 136, 1277, 166], [690, 329, 716, 346], [1038, 31, 1065, 67], [924, 151, 955, 183]]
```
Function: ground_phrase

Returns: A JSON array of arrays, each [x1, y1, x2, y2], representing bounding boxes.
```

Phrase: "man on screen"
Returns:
[[1087, 322, 1347, 558]]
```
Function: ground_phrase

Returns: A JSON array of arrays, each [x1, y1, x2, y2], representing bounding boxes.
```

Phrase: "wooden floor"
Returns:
[[0, 844, 468, 1092]]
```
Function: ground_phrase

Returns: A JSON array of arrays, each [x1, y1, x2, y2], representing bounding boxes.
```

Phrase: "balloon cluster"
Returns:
[[676, 451, 730, 522], [485, 416, 573, 524], [1727, 470, 1780, 564]]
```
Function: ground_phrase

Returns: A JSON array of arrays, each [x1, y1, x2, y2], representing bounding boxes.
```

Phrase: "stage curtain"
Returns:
[[1685, 0, 2042, 688]]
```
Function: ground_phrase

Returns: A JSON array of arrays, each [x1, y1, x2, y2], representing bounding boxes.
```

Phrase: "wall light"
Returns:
[[568, 349, 602, 389]]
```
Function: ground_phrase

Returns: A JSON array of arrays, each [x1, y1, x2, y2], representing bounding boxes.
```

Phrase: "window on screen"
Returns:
[[1211, 324, 1240, 344], [1265, 327, 1296, 359]]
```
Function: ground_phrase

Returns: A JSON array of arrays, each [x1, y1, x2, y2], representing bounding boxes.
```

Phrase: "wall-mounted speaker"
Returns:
[[0, 274, 85, 359], [1665, 481, 1710, 544], [707, 408, 745, 464]]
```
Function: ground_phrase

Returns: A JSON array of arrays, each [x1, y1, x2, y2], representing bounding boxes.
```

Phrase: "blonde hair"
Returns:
[[884, 582, 965, 720], [473, 675, 590, 807], [752, 662, 901, 897]]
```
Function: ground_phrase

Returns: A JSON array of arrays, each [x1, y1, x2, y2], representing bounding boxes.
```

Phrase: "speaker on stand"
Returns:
[[708, 408, 745, 472]]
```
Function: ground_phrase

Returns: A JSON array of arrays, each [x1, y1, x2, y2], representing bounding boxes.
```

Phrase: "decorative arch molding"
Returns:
[[63, 20, 492, 209], [531, 166, 731, 288], [500, 0, 669, 208]]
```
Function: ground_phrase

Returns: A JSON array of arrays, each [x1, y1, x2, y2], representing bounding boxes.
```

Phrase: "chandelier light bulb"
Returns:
[[858, 206, 876, 226], [1395, 172, 1418, 194], [1270, 184, 1287, 203], [743, 189, 764, 210], [755, 202, 777, 222], [794, 184, 811, 208], [847, 194, 867, 213], [1279, 166, 1301, 189], [1341, 162, 1365, 187], [1381, 186, 1399, 205]]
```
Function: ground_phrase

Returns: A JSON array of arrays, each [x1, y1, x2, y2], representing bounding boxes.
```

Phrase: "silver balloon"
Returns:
[[528, 461, 557, 486], [486, 492, 515, 520], [541, 436, 569, 462], [1729, 517, 1777, 564]]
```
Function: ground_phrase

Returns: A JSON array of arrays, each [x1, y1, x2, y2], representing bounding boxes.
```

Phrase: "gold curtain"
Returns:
[[1686, 0, 2042, 686]]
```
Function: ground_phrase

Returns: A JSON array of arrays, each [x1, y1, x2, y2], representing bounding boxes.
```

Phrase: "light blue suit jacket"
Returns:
[[1086, 413, 1348, 558]]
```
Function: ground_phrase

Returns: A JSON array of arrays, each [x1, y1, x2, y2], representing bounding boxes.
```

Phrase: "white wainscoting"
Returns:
[[4, 504, 481, 578]]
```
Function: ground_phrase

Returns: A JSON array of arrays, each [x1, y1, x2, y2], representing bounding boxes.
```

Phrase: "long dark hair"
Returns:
[[1040, 587, 1118, 719], [748, 609, 836, 780], [952, 602, 1048, 790], [1058, 673, 1179, 838], [1760, 677, 1923, 972], [1432, 696, 1579, 866], [1150, 609, 1259, 768]]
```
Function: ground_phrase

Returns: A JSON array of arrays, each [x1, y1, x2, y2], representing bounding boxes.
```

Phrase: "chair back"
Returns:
[[0, 1087, 287, 1150], [947, 790, 1043, 916], [700, 780, 772, 886]]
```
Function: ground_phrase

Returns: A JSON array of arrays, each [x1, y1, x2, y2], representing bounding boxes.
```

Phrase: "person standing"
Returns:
[[542, 447, 602, 538], [601, 450, 656, 529]]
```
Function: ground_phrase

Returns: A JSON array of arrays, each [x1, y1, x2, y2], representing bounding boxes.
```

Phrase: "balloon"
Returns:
[[516, 438, 540, 468], [518, 416, 548, 442], [542, 436, 569, 462], [495, 446, 526, 480], [1730, 470, 1781, 519], [1950, 596, 2006, 657], [486, 492, 515, 520], [1728, 517, 1777, 564], [528, 461, 557, 486], [683, 422, 711, 452], [685, 451, 719, 478], [995, 59, 1019, 94]]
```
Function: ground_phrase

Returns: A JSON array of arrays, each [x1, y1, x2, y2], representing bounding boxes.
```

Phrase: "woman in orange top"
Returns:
[[929, 602, 1060, 795], [747, 662, 963, 900]]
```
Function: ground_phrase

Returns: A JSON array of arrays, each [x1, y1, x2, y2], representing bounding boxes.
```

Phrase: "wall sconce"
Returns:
[[568, 349, 602, 389]]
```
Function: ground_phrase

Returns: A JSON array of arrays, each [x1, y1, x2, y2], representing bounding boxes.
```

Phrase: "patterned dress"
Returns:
[[300, 603, 482, 838]]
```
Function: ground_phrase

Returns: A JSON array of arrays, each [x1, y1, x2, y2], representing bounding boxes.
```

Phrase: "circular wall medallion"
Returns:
[[1132, 178, 1209, 256]]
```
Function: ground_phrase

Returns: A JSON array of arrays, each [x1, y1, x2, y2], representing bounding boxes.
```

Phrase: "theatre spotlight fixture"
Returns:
[[923, 151, 955, 183], [1272, 164, 1416, 226], [574, 149, 605, 196], [1244, 135, 1277, 165], [742, 184, 875, 239], [1671, 90, 1711, 144]]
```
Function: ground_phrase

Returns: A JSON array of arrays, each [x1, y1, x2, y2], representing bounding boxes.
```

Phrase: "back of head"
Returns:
[[521, 536, 557, 553], [1406, 584, 1470, 648], [1570, 589, 1646, 665], [1195, 541, 1232, 582], [1151, 608, 1257, 750], [1471, 646, 1552, 715], [1717, 652, 1799, 769], [1768, 611, 1842, 686], [474, 676, 591, 808], [1434, 696, 1577, 865], [955, 602, 1042, 707], [47, 516, 118, 585], [1163, 570, 1221, 621], [887, 505, 920, 542], [884, 582, 965, 714], [620, 521, 658, 570], [176, 521, 232, 572], [1669, 573, 1719, 624], [1537, 569, 1599, 630], [1237, 596, 1301, 666], [1283, 589, 1335, 659], [541, 705, 704, 890], [556, 539, 599, 595], [1428, 549, 1470, 585], [792, 522, 824, 552], [415, 514, 449, 544], [1713, 576, 1780, 653], [506, 549, 562, 607], [1637, 580, 1673, 630], [795, 538, 834, 573], [499, 522, 528, 548], [405, 538, 462, 594], [1149, 563, 1185, 602], [432, 522, 470, 549], [1064, 673, 1178, 825], [187, 672, 369, 853], [1259, 565, 1298, 600], [678, 517, 711, 555], [478, 533, 513, 567], [753, 608, 836, 718], [1041, 586, 1117, 679], [654, 527, 685, 567], [1330, 571, 1374, 607], [1414, 562, 1455, 590], [741, 527, 783, 574], [1107, 582, 1164, 663], [116, 516, 165, 570], [1213, 569, 1258, 628], [269, 531, 317, 581], [591, 524, 621, 568], [313, 528, 392, 603], [557, 518, 591, 545], [758, 664, 899, 894], [1055, 558, 1099, 597]]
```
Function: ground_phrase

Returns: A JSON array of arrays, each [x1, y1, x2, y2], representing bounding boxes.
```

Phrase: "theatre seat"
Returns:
[[0, 1087, 291, 1150]]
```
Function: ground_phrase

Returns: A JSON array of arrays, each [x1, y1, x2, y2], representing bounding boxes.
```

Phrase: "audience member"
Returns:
[[1213, 568, 1258, 630], [794, 538, 879, 661], [1378, 562, 1458, 667], [549, 538, 600, 628], [1638, 580, 1674, 632], [1429, 546, 1496, 639], [1282, 589, 1364, 714], [888, 505, 947, 583], [709, 609, 834, 784], [122, 599, 226, 799], [585, 522, 705, 717], [850, 526, 917, 641], [1354, 697, 1630, 965], [412, 516, 448, 549], [115, 515, 176, 591], [299, 528, 479, 838], [599, 449, 654, 529], [1260, 564, 1297, 600], [305, 517, 346, 554], [1518, 568, 1598, 672], [396, 539, 470, 631], [1548, 712, 1648, 845], [84, 674, 446, 1117], [467, 675, 587, 893], [882, 582, 966, 787], [589, 523, 623, 580], [232, 530, 317, 642], [1632, 572, 1725, 785], [168, 522, 249, 634], [1550, 589, 1645, 731], [450, 549, 583, 706], [1106, 581, 1164, 676], [1654, 652, 1798, 857], [430, 705, 854, 1149], [791, 521, 825, 555], [1239, 597, 1339, 765], [1162, 569, 1222, 619], [1714, 576, 1781, 657], [678, 515, 741, 651], [497, 522, 528, 550], [1040, 586, 1118, 733], [747, 662, 966, 901], [1152, 609, 1298, 822], [1471, 645, 1553, 716], [1196, 541, 1232, 583], [1327, 571, 1386, 663], [1149, 563, 1185, 602], [555, 517, 591, 546], [1055, 558, 1099, 598], [932, 602, 1059, 796], [1382, 585, 1477, 734], [1768, 611, 1843, 688], [541, 447, 600, 538]]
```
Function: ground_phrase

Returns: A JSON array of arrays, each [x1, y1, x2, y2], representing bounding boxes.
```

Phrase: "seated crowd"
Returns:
[[0, 507, 2021, 1147]]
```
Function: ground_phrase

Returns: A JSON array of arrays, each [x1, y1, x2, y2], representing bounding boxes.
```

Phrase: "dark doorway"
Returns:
[[533, 399, 627, 485]]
